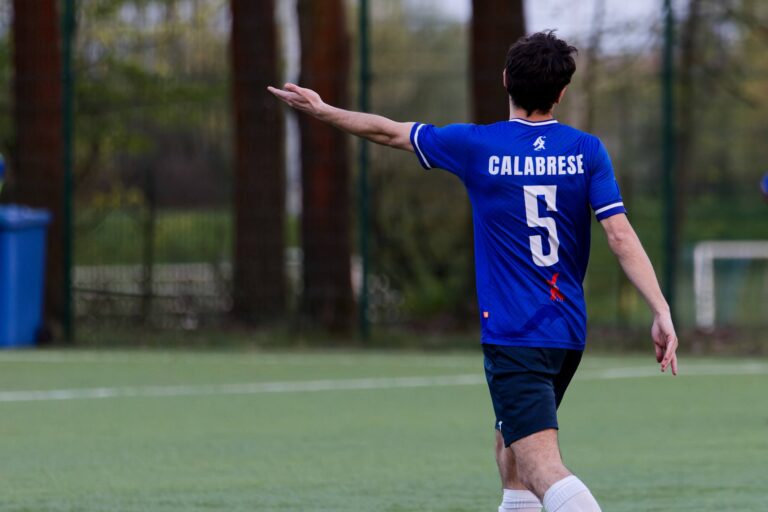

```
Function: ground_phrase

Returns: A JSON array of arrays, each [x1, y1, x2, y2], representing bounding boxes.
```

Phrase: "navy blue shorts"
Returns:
[[483, 343, 583, 447]]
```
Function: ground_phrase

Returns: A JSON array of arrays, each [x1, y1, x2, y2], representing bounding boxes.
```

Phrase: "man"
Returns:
[[269, 31, 678, 512]]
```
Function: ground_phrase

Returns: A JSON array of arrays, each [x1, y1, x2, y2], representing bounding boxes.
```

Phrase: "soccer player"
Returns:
[[269, 31, 678, 512]]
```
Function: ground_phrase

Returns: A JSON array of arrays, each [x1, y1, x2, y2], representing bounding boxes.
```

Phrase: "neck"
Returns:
[[509, 100, 554, 122]]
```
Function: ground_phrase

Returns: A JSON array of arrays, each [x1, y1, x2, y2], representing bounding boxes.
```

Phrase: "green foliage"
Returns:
[[363, 6, 472, 322], [586, 193, 768, 327], [72, 0, 231, 208], [75, 209, 231, 265], [66, 0, 234, 299]]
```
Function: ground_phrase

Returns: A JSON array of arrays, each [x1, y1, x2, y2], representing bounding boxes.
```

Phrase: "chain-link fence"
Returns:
[[68, 2, 233, 338], [1, 0, 766, 346]]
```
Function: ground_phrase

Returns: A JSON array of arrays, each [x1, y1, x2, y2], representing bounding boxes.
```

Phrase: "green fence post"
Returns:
[[62, 0, 75, 342], [661, 0, 677, 318]]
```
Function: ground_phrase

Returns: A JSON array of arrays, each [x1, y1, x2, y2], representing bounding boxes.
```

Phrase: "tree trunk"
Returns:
[[12, 0, 64, 334], [297, 0, 353, 333], [230, 0, 286, 324], [471, 0, 525, 124], [466, 0, 525, 318]]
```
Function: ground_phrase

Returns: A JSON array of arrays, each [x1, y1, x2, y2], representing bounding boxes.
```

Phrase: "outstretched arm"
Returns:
[[268, 83, 414, 151], [601, 214, 679, 375]]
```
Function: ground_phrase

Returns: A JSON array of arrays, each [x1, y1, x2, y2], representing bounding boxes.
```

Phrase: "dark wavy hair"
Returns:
[[505, 31, 577, 116]]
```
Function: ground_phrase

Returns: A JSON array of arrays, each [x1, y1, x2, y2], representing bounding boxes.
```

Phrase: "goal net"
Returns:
[[693, 241, 768, 331]]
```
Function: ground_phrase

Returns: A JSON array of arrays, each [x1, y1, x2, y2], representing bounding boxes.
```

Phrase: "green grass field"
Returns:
[[0, 350, 766, 511]]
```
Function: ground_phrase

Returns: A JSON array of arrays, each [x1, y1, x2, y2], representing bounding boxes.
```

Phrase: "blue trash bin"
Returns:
[[0, 205, 51, 348]]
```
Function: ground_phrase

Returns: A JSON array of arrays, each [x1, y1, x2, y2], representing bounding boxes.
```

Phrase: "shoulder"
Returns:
[[553, 123, 600, 144], [437, 122, 480, 137], [413, 122, 479, 142], [443, 122, 480, 134], [416, 122, 479, 132], [557, 124, 610, 159]]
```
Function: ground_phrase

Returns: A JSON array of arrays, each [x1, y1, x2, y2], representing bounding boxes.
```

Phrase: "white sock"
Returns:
[[498, 488, 542, 512], [542, 475, 601, 512]]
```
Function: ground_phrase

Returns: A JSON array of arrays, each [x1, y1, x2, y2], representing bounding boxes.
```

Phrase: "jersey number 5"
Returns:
[[523, 185, 560, 267]]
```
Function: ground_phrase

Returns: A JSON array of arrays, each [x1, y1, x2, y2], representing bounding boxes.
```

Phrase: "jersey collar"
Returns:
[[509, 118, 559, 126]]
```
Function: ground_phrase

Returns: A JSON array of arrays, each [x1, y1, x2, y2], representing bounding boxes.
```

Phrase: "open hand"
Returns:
[[652, 313, 679, 375], [267, 83, 326, 117]]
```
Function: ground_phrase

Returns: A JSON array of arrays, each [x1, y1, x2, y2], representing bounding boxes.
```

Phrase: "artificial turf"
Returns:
[[0, 349, 765, 511]]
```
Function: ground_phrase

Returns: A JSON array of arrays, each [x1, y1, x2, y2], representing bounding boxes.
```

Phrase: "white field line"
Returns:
[[0, 352, 477, 368], [0, 375, 484, 403], [0, 363, 766, 404], [585, 362, 768, 379]]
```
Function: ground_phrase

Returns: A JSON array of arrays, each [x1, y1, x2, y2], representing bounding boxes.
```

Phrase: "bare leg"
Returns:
[[510, 429, 571, 498], [495, 429, 528, 490], [495, 430, 542, 511], [511, 429, 600, 511]]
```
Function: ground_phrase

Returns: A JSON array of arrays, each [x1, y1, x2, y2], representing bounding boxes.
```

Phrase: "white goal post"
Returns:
[[693, 240, 768, 331]]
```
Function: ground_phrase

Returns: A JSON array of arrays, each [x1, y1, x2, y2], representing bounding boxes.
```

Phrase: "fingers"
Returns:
[[670, 353, 678, 376], [267, 85, 305, 109], [284, 82, 302, 93], [284, 82, 310, 101], [652, 323, 663, 362], [660, 335, 678, 373], [661, 351, 672, 371], [267, 85, 291, 101]]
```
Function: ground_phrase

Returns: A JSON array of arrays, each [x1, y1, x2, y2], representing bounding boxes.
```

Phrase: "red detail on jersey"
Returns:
[[546, 273, 565, 302], [483, 311, 489, 319]]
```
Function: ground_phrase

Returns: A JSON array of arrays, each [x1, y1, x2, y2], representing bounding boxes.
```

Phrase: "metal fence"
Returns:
[[69, 1, 233, 338], [1, 0, 766, 345]]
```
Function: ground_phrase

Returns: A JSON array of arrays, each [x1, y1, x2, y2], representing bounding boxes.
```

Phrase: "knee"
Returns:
[[518, 460, 570, 496]]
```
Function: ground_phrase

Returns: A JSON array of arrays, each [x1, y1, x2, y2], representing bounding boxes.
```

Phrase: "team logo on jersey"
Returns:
[[533, 136, 547, 151], [546, 272, 565, 302]]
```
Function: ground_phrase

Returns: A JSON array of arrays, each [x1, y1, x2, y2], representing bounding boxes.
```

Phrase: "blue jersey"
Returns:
[[410, 119, 626, 350]]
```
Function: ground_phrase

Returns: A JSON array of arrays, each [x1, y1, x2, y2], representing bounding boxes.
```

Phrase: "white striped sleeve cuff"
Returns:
[[594, 201, 626, 220], [410, 123, 432, 170]]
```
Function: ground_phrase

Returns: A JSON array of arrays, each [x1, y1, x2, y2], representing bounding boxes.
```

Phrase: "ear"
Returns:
[[502, 69, 508, 89], [555, 85, 568, 104]]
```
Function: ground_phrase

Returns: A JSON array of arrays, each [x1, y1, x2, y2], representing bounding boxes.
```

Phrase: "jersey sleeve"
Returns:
[[410, 123, 472, 180], [588, 138, 627, 221]]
